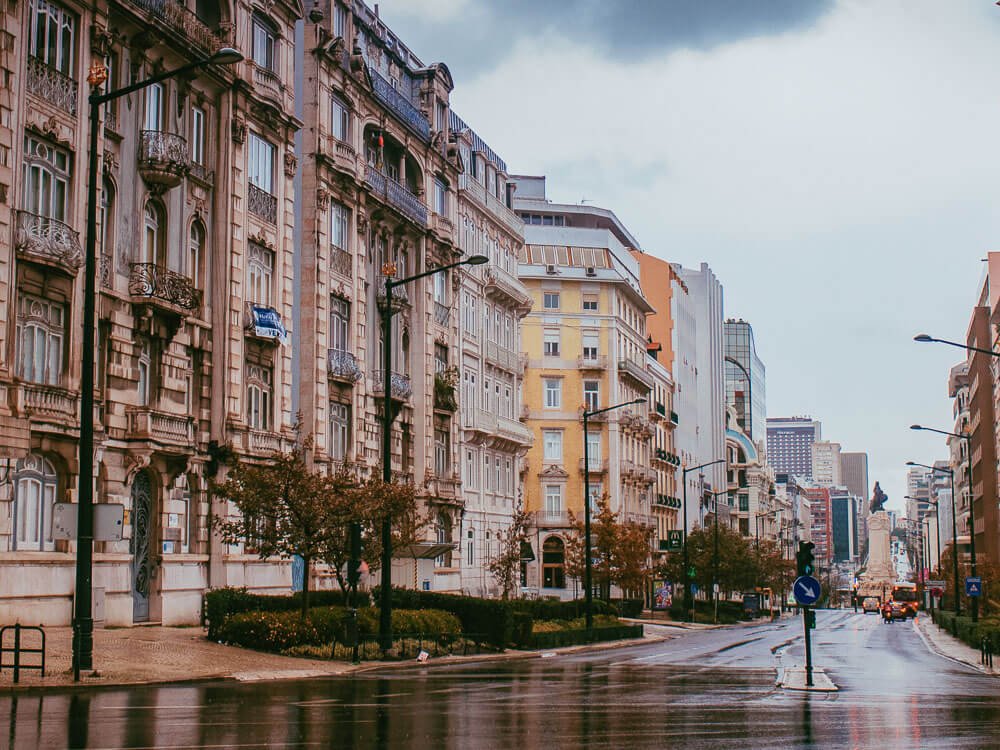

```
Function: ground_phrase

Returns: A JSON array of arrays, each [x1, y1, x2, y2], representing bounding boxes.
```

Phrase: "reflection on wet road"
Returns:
[[3, 611, 998, 749]]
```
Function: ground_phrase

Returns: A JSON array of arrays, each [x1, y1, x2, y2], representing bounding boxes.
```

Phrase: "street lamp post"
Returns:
[[682, 458, 724, 622], [378, 254, 488, 649], [582, 398, 645, 629], [705, 488, 729, 624], [73, 47, 243, 680], [910, 426, 976, 621]]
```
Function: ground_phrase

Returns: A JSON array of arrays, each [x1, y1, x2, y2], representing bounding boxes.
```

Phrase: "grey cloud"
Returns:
[[383, 0, 835, 78]]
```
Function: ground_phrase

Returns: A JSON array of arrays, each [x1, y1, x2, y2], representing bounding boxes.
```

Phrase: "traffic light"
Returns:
[[796, 541, 816, 577], [805, 609, 816, 629]]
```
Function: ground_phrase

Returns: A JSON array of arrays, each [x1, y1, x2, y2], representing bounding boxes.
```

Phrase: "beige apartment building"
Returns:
[[0, 0, 303, 625]]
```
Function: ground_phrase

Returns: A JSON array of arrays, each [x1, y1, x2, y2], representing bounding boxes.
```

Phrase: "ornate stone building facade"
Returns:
[[0, 0, 301, 625]]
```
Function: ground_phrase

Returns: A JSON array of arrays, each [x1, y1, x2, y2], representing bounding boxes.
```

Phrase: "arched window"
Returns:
[[542, 536, 565, 589], [143, 202, 164, 265], [13, 454, 58, 551], [188, 221, 205, 288], [100, 178, 115, 264]]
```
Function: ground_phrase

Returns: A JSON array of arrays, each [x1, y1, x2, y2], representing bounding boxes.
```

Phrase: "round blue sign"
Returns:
[[793, 575, 821, 605]]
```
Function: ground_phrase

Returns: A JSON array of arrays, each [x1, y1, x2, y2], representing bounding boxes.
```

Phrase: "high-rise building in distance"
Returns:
[[766, 417, 821, 478]]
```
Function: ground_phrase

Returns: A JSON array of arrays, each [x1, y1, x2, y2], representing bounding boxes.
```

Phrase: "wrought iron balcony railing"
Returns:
[[14, 210, 83, 273], [129, 262, 201, 312], [367, 67, 430, 141], [247, 183, 278, 224], [370, 370, 412, 401], [331, 247, 352, 278], [617, 358, 654, 390], [26, 56, 76, 115], [328, 349, 363, 382], [138, 130, 189, 189], [365, 165, 427, 226], [125, 0, 236, 56]]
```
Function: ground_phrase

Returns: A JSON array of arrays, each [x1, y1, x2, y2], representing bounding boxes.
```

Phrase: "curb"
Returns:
[[913, 617, 996, 676]]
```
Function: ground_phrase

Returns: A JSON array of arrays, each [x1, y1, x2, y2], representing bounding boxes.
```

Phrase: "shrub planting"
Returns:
[[203, 587, 369, 640]]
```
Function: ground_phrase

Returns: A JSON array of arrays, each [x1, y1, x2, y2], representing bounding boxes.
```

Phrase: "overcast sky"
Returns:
[[380, 0, 1000, 513]]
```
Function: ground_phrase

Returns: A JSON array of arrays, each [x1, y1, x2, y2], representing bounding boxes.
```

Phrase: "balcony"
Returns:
[[367, 66, 430, 142], [249, 61, 284, 108], [321, 135, 358, 177], [429, 213, 454, 245], [483, 266, 531, 309], [188, 162, 214, 186], [126, 407, 194, 448], [670, 411, 680, 425], [531, 510, 573, 528], [375, 275, 409, 311], [469, 409, 498, 436], [617, 358, 654, 391], [485, 341, 519, 372], [138, 131, 189, 190], [496, 416, 533, 447], [12, 383, 78, 423], [365, 165, 427, 227], [370, 370, 412, 401], [579, 458, 608, 474], [457, 174, 524, 237], [248, 429, 282, 455], [433, 301, 451, 327], [577, 355, 608, 371], [128, 263, 201, 315], [247, 183, 278, 224], [328, 349, 363, 383], [124, 0, 235, 57], [331, 247, 352, 278], [426, 474, 461, 500], [14, 210, 83, 274], [26, 56, 76, 115], [650, 402, 666, 421]]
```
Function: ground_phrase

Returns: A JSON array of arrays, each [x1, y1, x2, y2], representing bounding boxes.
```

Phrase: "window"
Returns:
[[330, 296, 349, 353], [434, 271, 447, 305], [22, 135, 69, 221], [587, 481, 602, 510], [543, 329, 560, 357], [583, 295, 598, 312], [434, 343, 448, 373], [543, 292, 560, 310], [247, 242, 274, 305], [584, 380, 600, 411], [180, 476, 194, 554], [434, 178, 448, 216], [332, 2, 348, 38], [542, 536, 565, 588], [144, 82, 163, 131], [582, 332, 599, 361], [543, 430, 562, 461], [252, 15, 276, 71], [586, 432, 601, 467], [191, 106, 205, 165], [143, 202, 164, 265], [435, 429, 449, 476], [137, 339, 151, 406], [465, 450, 477, 489], [435, 513, 452, 568], [29, 0, 75, 75], [330, 402, 350, 461], [544, 487, 563, 517], [16, 294, 63, 385], [246, 363, 272, 430], [188, 221, 205, 288], [13, 454, 58, 551], [544, 378, 561, 409], [100, 179, 114, 265], [331, 95, 350, 142], [248, 133, 276, 193]]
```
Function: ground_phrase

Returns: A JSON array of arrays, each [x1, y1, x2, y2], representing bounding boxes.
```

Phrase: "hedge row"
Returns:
[[216, 605, 461, 653], [933, 610, 1000, 652], [669, 599, 747, 624], [525, 624, 644, 649], [204, 588, 370, 640], [512, 598, 619, 622]]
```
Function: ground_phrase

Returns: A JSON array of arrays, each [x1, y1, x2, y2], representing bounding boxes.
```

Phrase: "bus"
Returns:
[[891, 582, 920, 618]]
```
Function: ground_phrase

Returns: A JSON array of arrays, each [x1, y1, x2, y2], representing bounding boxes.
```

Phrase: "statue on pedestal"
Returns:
[[869, 482, 888, 514]]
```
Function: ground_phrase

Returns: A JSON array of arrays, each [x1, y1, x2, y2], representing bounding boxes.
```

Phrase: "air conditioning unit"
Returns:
[[545, 264, 557, 275], [585, 266, 597, 277]]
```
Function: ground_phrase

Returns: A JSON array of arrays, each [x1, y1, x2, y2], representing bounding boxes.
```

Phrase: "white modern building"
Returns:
[[812, 441, 842, 487]]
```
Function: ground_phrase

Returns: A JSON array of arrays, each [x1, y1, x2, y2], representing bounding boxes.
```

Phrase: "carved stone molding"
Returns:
[[316, 187, 329, 211], [231, 115, 247, 144], [283, 151, 297, 178]]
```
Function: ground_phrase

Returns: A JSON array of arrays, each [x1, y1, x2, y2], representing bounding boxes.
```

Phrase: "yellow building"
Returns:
[[513, 176, 658, 596]]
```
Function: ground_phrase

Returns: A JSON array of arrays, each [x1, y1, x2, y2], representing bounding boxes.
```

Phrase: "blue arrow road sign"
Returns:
[[966, 576, 982, 597], [793, 575, 821, 605]]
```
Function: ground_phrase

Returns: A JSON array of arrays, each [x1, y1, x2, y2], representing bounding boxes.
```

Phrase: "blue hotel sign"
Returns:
[[250, 305, 289, 344]]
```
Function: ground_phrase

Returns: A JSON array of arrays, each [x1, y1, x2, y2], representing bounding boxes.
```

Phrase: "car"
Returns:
[[890, 602, 908, 621], [862, 597, 881, 613]]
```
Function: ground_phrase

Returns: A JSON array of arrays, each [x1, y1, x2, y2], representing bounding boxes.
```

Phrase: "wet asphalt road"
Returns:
[[3, 610, 998, 750]]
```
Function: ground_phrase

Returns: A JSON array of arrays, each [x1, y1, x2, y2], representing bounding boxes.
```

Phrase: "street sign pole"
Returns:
[[803, 605, 814, 688]]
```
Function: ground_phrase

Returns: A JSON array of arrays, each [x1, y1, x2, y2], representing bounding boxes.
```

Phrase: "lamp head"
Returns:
[[465, 254, 489, 266], [910, 424, 923, 431], [914, 334, 933, 343], [905, 461, 916, 466], [631, 398, 646, 405], [210, 47, 244, 66]]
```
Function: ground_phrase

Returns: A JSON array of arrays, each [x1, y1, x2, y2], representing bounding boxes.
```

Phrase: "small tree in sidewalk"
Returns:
[[212, 434, 336, 617], [488, 500, 532, 599]]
